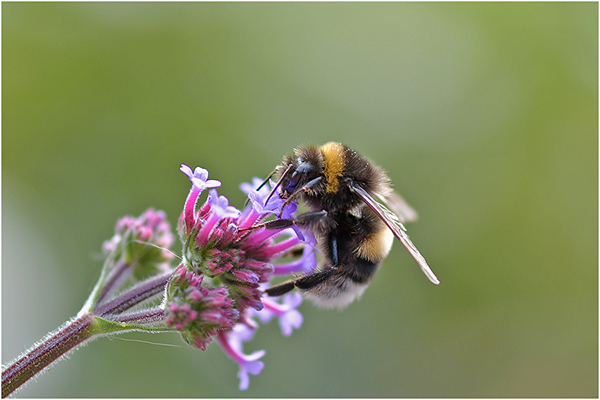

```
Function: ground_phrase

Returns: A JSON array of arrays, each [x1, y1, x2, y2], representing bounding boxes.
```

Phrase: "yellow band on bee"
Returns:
[[320, 142, 345, 193], [355, 228, 394, 263]]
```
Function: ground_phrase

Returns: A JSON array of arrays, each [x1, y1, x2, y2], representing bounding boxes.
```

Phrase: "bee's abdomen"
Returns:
[[354, 226, 394, 264], [347, 256, 382, 284]]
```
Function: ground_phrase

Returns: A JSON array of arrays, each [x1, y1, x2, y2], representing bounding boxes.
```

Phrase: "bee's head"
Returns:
[[262, 145, 325, 209], [280, 158, 315, 198]]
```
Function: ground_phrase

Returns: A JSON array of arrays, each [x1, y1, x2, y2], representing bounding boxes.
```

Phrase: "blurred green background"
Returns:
[[3, 2, 597, 398]]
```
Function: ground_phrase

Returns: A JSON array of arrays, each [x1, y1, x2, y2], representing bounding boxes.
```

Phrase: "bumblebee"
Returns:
[[258, 142, 439, 309]]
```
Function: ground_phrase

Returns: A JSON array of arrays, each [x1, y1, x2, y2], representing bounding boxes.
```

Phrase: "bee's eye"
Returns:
[[284, 171, 302, 193], [283, 161, 312, 194]]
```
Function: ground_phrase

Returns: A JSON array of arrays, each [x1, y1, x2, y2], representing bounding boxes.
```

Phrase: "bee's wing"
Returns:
[[350, 184, 440, 285], [376, 191, 419, 224]]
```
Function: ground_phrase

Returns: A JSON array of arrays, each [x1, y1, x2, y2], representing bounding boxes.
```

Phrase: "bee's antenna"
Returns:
[[256, 167, 281, 192], [244, 166, 282, 207], [264, 164, 293, 207]]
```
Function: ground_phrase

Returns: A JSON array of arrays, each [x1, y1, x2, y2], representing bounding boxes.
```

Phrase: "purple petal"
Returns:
[[280, 309, 303, 337], [180, 164, 194, 178]]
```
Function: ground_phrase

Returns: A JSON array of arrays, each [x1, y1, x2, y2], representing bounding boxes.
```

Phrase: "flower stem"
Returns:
[[95, 260, 132, 305], [2, 314, 96, 397], [104, 308, 168, 327], [1, 308, 172, 398], [93, 271, 172, 316]]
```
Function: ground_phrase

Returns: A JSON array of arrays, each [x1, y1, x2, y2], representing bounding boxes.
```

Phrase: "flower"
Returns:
[[272, 232, 318, 276], [102, 208, 175, 270], [180, 165, 222, 192], [217, 325, 265, 391], [178, 165, 222, 235], [94, 208, 176, 306], [3, 165, 320, 397], [165, 264, 239, 350], [165, 166, 315, 390], [259, 292, 304, 337]]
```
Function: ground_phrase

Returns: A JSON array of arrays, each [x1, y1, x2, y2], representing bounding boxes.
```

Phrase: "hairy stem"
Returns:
[[109, 308, 166, 325], [2, 314, 96, 397], [95, 260, 132, 305], [93, 271, 171, 316], [2, 272, 172, 398]]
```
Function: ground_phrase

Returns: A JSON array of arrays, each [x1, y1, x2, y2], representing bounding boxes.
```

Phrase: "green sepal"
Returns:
[[91, 316, 173, 335]]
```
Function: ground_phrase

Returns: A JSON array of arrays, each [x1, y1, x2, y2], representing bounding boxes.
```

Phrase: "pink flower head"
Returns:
[[168, 166, 315, 390], [165, 264, 239, 351]]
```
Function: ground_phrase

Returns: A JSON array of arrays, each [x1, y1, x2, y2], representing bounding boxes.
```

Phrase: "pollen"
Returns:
[[320, 142, 345, 193]]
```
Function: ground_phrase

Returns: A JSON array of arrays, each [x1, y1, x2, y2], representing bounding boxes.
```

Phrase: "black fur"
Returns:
[[264, 143, 393, 307]]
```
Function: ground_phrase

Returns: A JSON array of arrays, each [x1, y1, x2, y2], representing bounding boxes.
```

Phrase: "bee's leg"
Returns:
[[265, 279, 297, 297], [329, 233, 339, 267], [293, 269, 334, 290], [259, 210, 328, 231], [238, 210, 325, 233], [265, 269, 334, 297], [241, 177, 325, 232]]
